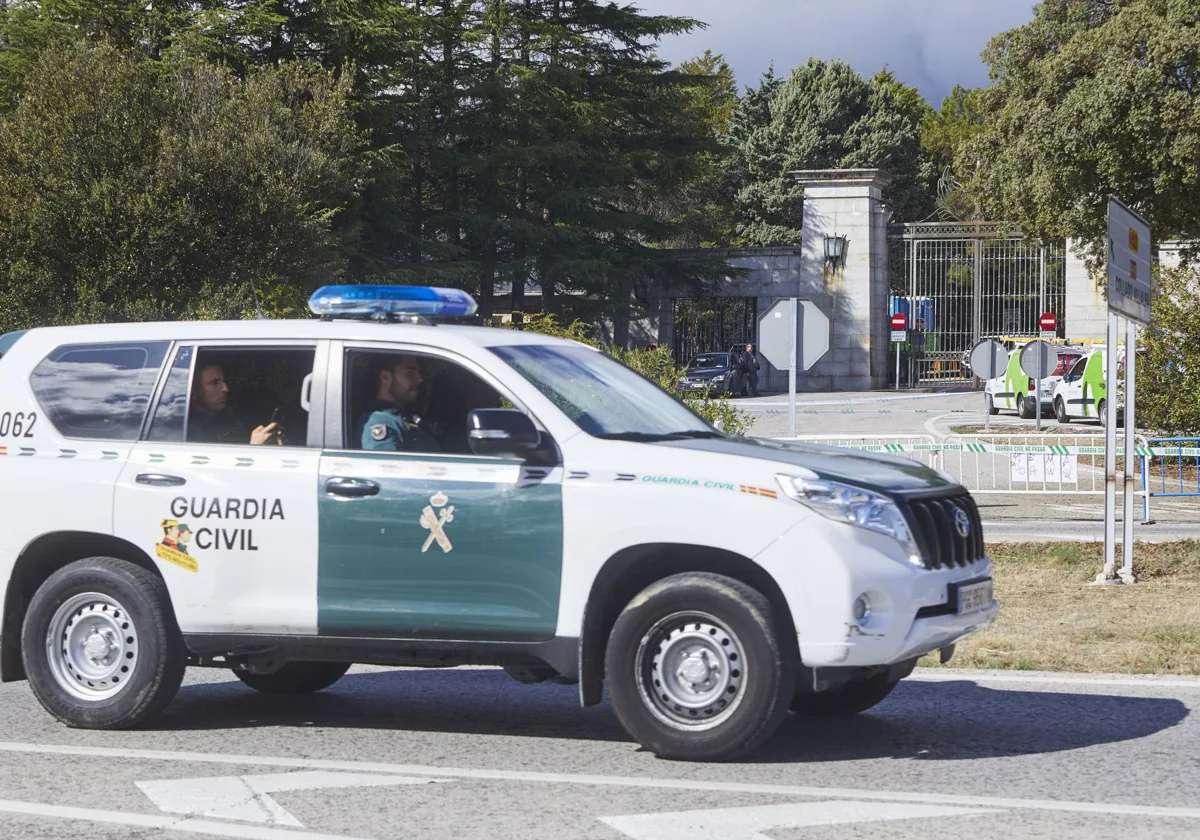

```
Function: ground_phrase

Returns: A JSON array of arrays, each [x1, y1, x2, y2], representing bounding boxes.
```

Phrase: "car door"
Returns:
[[113, 340, 327, 635], [316, 341, 564, 641], [1079, 352, 1106, 419], [1059, 355, 1088, 416]]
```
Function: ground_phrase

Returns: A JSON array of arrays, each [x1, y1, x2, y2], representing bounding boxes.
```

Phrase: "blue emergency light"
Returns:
[[308, 285, 478, 319]]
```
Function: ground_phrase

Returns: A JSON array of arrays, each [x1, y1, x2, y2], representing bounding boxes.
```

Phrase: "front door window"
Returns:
[[317, 347, 563, 640]]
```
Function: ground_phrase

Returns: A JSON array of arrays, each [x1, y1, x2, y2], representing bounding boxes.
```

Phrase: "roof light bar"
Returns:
[[308, 285, 478, 319]]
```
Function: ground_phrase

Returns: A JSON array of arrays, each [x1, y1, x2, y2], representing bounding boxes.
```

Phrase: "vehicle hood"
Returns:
[[659, 436, 956, 496], [685, 366, 728, 378]]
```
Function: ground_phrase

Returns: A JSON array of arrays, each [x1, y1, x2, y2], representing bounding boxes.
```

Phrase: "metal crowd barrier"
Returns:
[[1140, 437, 1200, 523], [778, 433, 1157, 519]]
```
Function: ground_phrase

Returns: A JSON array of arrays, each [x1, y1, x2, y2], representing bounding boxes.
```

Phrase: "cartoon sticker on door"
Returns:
[[156, 518, 198, 573]]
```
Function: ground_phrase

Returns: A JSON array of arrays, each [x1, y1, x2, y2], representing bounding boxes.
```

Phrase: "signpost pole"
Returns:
[[1122, 319, 1137, 583], [788, 297, 797, 438], [1036, 346, 1043, 433], [1103, 312, 1118, 581], [895, 342, 900, 391]]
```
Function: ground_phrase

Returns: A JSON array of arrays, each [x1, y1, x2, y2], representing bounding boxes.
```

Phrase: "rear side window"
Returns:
[[31, 342, 169, 440]]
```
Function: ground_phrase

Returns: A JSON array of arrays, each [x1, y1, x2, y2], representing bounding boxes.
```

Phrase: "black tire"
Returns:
[[21, 557, 185, 729], [1055, 396, 1069, 424], [1016, 393, 1031, 419], [790, 671, 900, 716], [1098, 400, 1106, 428], [604, 572, 795, 762], [986, 393, 998, 416], [233, 662, 351, 694]]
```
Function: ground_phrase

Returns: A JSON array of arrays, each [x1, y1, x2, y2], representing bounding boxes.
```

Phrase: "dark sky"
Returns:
[[636, 0, 1038, 107]]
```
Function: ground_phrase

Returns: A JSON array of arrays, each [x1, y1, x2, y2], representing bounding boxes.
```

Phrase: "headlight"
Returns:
[[713, 374, 726, 384], [775, 474, 923, 567]]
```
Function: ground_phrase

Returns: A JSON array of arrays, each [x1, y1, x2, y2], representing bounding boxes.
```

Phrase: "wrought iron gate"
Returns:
[[888, 222, 1066, 383], [671, 297, 756, 363]]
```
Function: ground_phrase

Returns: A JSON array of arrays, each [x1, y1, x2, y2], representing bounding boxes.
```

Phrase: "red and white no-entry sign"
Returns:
[[1039, 312, 1056, 338], [890, 313, 907, 331]]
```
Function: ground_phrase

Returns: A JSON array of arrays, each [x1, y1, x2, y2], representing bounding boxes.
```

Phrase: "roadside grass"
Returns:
[[919, 541, 1200, 675]]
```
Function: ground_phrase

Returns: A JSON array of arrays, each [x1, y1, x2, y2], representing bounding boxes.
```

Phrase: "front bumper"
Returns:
[[755, 511, 999, 669]]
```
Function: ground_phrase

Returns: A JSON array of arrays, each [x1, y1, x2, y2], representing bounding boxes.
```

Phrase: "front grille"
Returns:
[[901, 493, 984, 570]]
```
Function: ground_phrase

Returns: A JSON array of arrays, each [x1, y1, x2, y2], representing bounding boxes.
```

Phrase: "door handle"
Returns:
[[136, 473, 187, 487], [325, 477, 380, 498]]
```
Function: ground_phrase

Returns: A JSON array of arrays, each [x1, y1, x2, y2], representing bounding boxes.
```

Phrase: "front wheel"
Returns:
[[605, 573, 795, 762], [233, 662, 351, 695], [790, 671, 900, 716], [21, 557, 186, 729], [985, 393, 998, 416], [1055, 396, 1069, 424]]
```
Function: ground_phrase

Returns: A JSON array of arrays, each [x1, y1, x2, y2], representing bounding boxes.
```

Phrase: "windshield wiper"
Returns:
[[594, 430, 725, 441]]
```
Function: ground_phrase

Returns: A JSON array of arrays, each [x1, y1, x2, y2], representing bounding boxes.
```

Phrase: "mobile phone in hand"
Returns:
[[270, 406, 284, 425]]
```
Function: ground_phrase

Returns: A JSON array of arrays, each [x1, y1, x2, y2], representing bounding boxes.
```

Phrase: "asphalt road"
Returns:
[[0, 665, 1198, 839]]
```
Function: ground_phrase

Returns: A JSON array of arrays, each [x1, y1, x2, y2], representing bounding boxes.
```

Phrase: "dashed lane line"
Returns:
[[0, 741, 1198, 822]]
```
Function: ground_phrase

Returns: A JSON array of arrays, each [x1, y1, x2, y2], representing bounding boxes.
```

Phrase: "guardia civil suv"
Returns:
[[0, 286, 997, 762]]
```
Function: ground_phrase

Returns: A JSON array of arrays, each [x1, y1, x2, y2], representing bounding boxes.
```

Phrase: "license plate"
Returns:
[[955, 578, 993, 615]]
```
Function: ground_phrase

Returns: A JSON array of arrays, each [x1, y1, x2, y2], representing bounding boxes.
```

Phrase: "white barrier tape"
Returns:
[[789, 441, 1164, 457]]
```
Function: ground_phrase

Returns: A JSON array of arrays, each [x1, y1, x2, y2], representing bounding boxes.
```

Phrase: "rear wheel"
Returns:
[[605, 572, 795, 762], [233, 662, 351, 695], [1016, 393, 1031, 419], [985, 393, 998, 416], [790, 671, 901, 716], [22, 557, 185, 729], [1055, 396, 1069, 424]]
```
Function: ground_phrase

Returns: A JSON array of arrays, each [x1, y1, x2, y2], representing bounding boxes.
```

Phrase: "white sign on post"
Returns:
[[1098, 196, 1152, 586], [1107, 197, 1153, 326], [758, 299, 830, 437], [1020, 339, 1056, 432], [968, 339, 1008, 432]]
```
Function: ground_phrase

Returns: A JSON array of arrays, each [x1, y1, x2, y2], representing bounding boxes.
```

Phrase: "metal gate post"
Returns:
[[1039, 247, 1047, 317], [973, 237, 983, 348]]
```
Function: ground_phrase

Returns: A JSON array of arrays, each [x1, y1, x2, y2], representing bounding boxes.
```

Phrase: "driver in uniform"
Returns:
[[356, 355, 439, 452]]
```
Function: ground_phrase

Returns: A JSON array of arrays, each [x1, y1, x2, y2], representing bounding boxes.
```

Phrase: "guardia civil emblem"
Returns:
[[420, 491, 455, 553], [370, 424, 387, 441]]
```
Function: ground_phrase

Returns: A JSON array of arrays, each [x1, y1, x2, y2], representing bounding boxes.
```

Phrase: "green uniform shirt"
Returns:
[[356, 399, 439, 452]]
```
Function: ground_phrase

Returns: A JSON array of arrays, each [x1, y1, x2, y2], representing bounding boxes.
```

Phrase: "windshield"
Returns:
[[490, 344, 712, 437], [1054, 353, 1083, 376], [689, 353, 727, 369]]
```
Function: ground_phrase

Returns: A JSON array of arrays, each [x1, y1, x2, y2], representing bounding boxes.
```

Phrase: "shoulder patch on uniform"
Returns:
[[370, 424, 388, 441]]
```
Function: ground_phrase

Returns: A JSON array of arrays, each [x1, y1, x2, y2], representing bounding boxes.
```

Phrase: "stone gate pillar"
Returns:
[[791, 169, 891, 390]]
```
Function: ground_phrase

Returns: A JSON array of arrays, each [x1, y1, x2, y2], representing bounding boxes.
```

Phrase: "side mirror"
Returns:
[[467, 409, 541, 459]]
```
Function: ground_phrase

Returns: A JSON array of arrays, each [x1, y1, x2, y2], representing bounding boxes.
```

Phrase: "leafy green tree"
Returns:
[[725, 60, 935, 246], [638, 50, 739, 249], [1, 1, 725, 330], [923, 85, 987, 174], [964, 0, 1200, 263], [0, 42, 362, 330], [1138, 266, 1200, 434]]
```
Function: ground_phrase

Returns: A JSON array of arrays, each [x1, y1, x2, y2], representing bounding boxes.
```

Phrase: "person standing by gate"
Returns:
[[740, 343, 761, 397]]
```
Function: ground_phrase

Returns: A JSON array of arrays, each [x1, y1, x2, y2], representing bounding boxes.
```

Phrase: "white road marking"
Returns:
[[601, 801, 1000, 840], [137, 771, 448, 827], [0, 798, 373, 839], [910, 669, 1200, 690], [0, 741, 1198, 821]]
